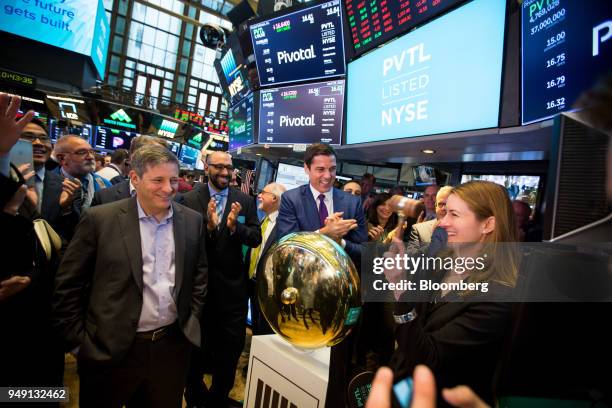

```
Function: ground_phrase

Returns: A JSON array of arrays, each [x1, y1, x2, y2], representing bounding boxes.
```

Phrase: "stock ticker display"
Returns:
[[250, 0, 346, 87], [258, 80, 344, 145], [521, 0, 612, 124], [345, 0, 467, 56]]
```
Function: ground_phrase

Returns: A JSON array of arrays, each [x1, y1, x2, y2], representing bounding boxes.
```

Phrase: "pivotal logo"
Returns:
[[279, 115, 315, 127], [593, 20, 612, 56], [277, 45, 316, 64]]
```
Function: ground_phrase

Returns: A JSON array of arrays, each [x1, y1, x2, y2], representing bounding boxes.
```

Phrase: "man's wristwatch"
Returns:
[[393, 308, 417, 324]]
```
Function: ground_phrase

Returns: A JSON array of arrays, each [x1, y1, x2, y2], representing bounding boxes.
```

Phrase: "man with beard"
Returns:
[[53, 135, 110, 239], [182, 151, 261, 408]]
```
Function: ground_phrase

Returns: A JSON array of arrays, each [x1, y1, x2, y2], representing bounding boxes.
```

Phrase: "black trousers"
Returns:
[[187, 304, 247, 408], [78, 328, 191, 408]]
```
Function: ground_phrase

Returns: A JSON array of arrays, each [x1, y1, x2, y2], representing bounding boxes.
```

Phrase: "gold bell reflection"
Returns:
[[257, 232, 361, 349]]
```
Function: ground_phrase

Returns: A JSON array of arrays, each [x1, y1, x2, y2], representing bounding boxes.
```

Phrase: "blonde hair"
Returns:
[[449, 181, 519, 289]]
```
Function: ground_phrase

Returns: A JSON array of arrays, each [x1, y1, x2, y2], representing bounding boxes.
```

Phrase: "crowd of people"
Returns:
[[1, 91, 611, 408]]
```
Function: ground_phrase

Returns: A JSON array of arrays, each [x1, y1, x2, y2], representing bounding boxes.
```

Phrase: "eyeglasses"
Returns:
[[21, 132, 50, 143], [69, 149, 96, 157], [208, 163, 234, 172]]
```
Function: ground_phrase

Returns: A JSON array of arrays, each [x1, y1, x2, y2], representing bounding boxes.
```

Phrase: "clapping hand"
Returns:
[[207, 197, 219, 231], [320, 212, 358, 243], [59, 178, 82, 210], [226, 202, 242, 233]]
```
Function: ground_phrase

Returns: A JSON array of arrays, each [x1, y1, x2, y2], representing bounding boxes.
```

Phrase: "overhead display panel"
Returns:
[[214, 32, 252, 105], [344, 0, 467, 57], [0, 0, 110, 78], [346, 0, 505, 145], [258, 79, 344, 145], [229, 93, 256, 150], [250, 0, 346, 87], [521, 0, 612, 125]]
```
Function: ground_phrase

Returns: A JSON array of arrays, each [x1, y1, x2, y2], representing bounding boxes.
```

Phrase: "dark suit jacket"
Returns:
[[53, 198, 208, 364], [181, 185, 261, 310], [392, 286, 512, 405], [90, 180, 131, 207], [40, 170, 79, 241], [277, 185, 367, 263]]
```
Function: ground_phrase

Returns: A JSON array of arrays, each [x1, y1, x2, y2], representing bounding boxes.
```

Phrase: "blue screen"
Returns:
[[250, 0, 345, 87], [521, 0, 612, 125], [179, 144, 200, 169], [346, 0, 505, 145], [258, 80, 344, 145], [0, 0, 110, 78], [229, 93, 255, 150]]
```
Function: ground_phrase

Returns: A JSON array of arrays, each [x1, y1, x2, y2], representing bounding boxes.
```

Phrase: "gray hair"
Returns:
[[437, 185, 454, 201], [131, 144, 179, 177], [129, 135, 168, 157], [266, 182, 287, 198]]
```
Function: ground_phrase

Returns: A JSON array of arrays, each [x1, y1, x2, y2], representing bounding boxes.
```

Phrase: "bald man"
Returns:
[[53, 135, 111, 239]]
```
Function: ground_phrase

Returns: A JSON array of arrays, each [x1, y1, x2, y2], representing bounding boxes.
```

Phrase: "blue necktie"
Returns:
[[318, 194, 328, 228], [214, 193, 224, 220]]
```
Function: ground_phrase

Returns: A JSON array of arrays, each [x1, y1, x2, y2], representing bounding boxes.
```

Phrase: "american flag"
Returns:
[[240, 169, 255, 195]]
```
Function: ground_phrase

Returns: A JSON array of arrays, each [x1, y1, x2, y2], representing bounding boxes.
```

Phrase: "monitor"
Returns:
[[345, 0, 506, 144], [166, 140, 181, 156], [460, 174, 541, 208], [275, 162, 309, 192], [250, 0, 345, 87], [94, 126, 138, 151], [214, 32, 252, 105], [0, 0, 110, 78], [255, 157, 275, 193], [413, 165, 436, 186], [202, 134, 229, 153], [229, 93, 256, 150], [185, 130, 206, 150], [150, 116, 181, 139], [345, 0, 468, 57], [521, 0, 612, 124], [178, 144, 201, 170], [258, 79, 344, 145]]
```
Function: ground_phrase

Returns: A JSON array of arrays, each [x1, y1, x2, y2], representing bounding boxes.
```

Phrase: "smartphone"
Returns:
[[9, 139, 34, 187], [392, 376, 414, 408]]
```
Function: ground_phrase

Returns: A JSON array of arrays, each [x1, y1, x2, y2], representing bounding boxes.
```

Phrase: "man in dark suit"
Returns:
[[91, 136, 169, 207], [17, 118, 80, 240], [53, 145, 207, 407], [247, 182, 287, 335], [182, 151, 261, 408], [276, 143, 368, 408]]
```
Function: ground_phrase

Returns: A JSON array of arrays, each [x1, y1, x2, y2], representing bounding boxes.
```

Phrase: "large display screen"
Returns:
[[345, 0, 467, 57], [0, 0, 110, 78], [521, 0, 612, 125], [461, 174, 541, 208], [345, 0, 505, 145], [214, 32, 251, 105], [178, 144, 200, 170], [275, 162, 309, 192], [258, 79, 344, 145], [250, 0, 345, 87], [94, 126, 138, 151], [229, 93, 255, 150]]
